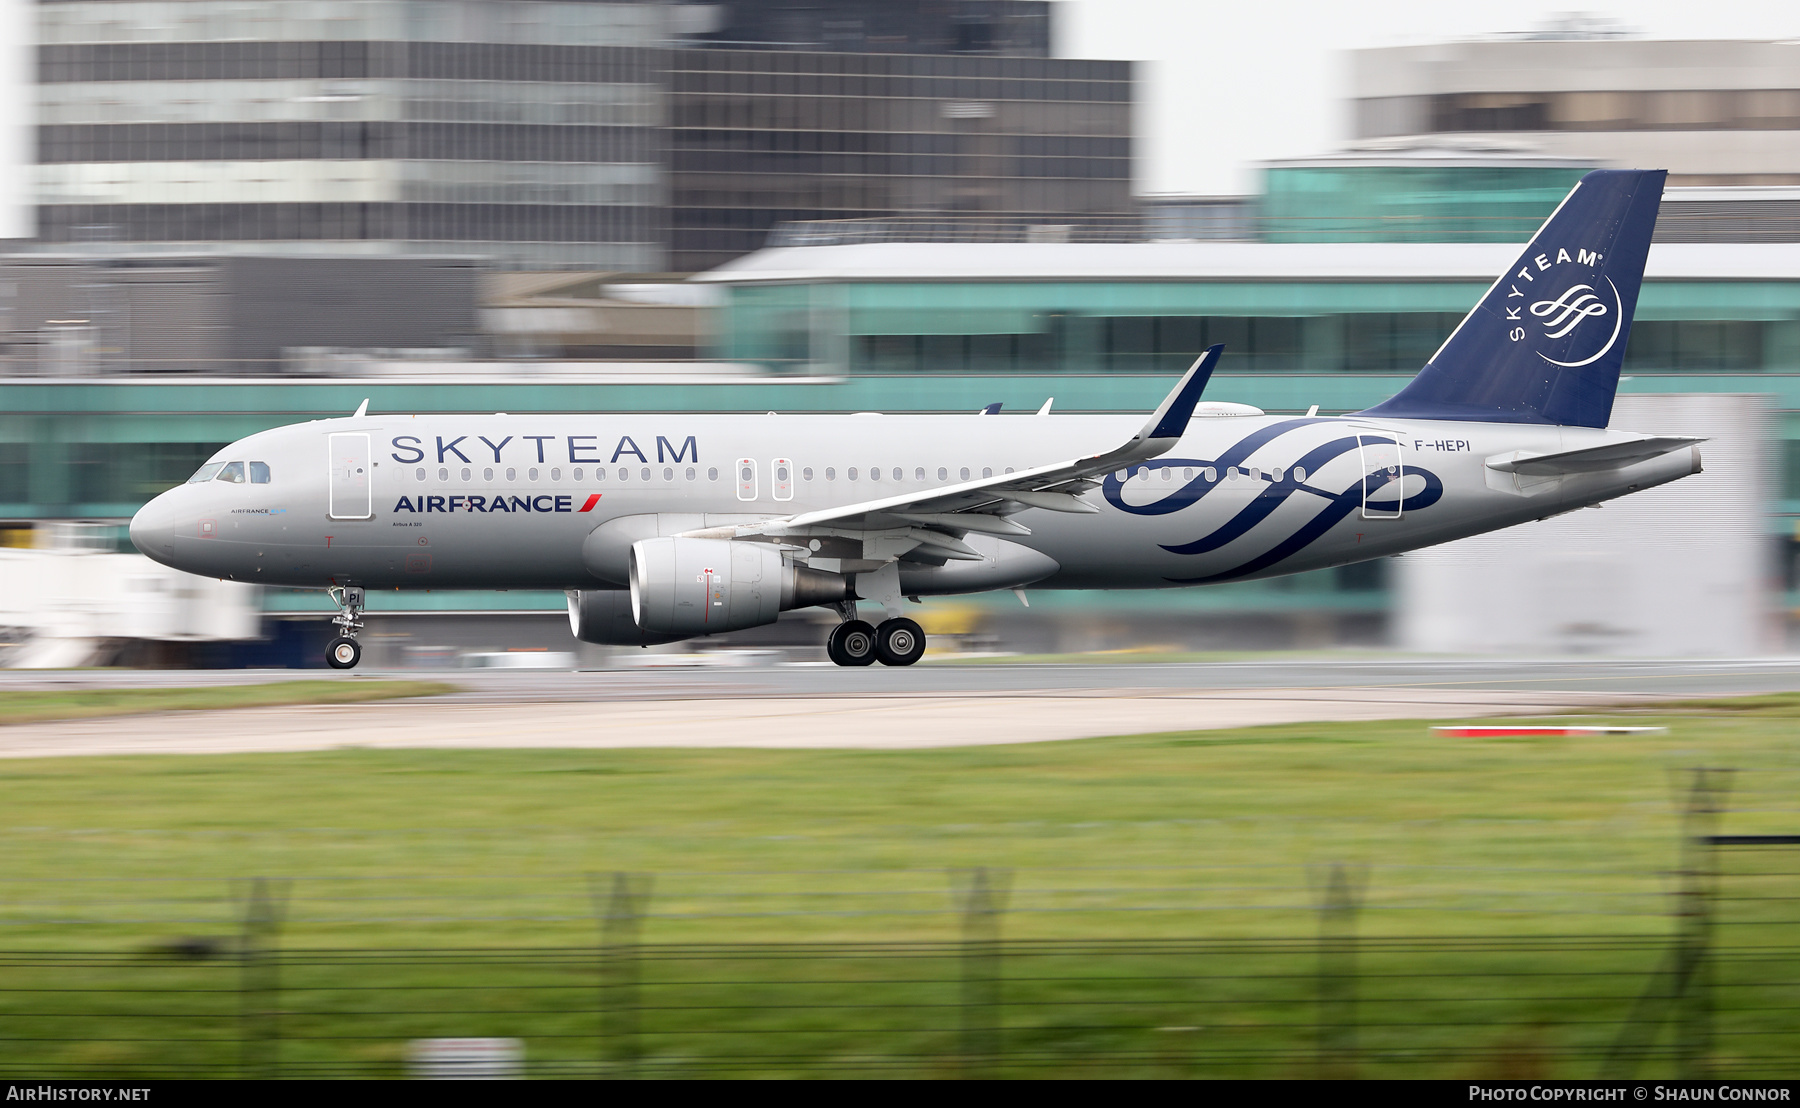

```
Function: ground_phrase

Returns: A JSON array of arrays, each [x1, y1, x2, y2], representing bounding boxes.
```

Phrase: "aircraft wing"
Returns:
[[695, 345, 1222, 560]]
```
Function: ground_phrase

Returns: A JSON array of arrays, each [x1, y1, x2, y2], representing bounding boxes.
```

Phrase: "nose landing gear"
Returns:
[[325, 585, 365, 670]]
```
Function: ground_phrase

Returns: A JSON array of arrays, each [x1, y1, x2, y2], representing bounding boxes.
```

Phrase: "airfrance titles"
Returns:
[[393, 493, 602, 514]]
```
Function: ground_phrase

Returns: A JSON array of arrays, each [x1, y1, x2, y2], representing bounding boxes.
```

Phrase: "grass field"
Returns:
[[0, 679, 456, 726], [0, 692, 1795, 1077]]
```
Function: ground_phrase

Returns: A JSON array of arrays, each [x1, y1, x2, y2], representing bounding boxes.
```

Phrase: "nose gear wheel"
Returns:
[[326, 636, 362, 669], [325, 586, 366, 669]]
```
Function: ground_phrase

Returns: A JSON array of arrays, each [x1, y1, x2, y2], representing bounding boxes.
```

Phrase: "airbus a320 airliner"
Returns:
[[132, 169, 1699, 669]]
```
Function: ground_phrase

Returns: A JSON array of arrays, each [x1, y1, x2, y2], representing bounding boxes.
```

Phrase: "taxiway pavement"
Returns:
[[1, 658, 1792, 758]]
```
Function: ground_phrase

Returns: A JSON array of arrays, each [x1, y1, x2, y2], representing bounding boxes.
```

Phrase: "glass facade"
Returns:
[[718, 276, 1800, 375], [665, 49, 1133, 270], [685, 1, 1051, 56], [1260, 164, 1593, 243]]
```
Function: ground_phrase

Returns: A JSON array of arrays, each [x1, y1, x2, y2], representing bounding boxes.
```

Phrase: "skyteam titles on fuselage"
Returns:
[[389, 433, 700, 466]]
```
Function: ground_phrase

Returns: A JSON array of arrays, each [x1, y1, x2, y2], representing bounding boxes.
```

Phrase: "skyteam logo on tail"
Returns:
[[1503, 247, 1624, 369]]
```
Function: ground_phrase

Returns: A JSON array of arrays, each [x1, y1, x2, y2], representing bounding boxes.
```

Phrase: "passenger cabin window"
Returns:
[[249, 461, 271, 484], [216, 461, 246, 483], [188, 463, 224, 484]]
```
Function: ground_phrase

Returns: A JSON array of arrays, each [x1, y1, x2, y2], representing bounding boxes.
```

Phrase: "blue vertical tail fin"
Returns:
[[1358, 168, 1666, 428]]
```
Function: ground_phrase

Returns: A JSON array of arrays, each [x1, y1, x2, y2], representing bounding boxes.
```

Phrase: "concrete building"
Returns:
[[1, 254, 482, 375], [1348, 38, 1800, 187]]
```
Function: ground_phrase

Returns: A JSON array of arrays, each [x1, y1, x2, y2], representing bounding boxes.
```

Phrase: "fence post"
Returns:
[[953, 867, 1011, 1077], [1677, 768, 1731, 1080], [237, 877, 288, 1080], [593, 873, 651, 1079], [1315, 863, 1364, 1079]]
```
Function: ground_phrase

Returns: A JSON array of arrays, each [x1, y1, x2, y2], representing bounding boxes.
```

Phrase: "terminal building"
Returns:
[[1347, 36, 1800, 187]]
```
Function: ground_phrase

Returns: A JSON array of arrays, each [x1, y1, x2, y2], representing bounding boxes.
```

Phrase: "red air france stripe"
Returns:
[[578, 494, 601, 512]]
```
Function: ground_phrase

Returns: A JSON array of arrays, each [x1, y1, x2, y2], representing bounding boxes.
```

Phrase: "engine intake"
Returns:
[[629, 537, 849, 636]]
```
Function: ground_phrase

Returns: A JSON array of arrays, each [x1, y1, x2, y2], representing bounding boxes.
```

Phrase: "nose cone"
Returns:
[[130, 491, 182, 569]]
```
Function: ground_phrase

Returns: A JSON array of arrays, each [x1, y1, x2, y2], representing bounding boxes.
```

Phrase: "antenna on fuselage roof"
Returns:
[[352, 398, 369, 418], [1037, 398, 1054, 415], [978, 402, 1002, 415]]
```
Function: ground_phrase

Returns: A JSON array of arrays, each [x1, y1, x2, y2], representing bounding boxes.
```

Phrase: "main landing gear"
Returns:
[[826, 613, 926, 667], [326, 585, 365, 670]]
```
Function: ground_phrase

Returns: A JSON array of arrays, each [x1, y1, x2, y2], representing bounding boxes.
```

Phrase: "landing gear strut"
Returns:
[[326, 585, 365, 670]]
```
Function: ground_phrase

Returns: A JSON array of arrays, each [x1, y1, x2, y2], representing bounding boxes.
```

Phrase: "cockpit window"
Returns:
[[249, 461, 271, 484], [187, 463, 224, 484], [215, 461, 246, 483]]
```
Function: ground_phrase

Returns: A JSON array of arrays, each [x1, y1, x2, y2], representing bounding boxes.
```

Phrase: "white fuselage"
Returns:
[[130, 411, 1699, 593]]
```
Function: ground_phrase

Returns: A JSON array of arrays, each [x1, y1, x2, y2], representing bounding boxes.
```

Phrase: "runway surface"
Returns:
[[1, 657, 1793, 758]]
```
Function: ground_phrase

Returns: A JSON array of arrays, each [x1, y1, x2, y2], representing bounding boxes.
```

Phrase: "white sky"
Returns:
[[1057, 0, 1800, 197]]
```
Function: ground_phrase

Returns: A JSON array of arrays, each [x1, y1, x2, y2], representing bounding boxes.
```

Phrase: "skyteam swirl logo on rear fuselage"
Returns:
[[1102, 418, 1442, 584]]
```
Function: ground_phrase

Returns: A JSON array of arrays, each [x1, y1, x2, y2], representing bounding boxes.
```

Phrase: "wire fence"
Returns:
[[0, 867, 1792, 1076], [0, 770, 1794, 1079]]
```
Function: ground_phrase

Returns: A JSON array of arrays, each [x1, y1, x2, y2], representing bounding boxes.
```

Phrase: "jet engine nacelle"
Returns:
[[630, 536, 850, 636], [567, 588, 686, 646]]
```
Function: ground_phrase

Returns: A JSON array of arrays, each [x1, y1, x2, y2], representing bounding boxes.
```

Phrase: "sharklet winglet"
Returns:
[[1140, 344, 1222, 444]]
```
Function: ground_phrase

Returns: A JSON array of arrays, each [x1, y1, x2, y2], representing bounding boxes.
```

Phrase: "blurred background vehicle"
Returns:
[[2, 1, 1797, 666]]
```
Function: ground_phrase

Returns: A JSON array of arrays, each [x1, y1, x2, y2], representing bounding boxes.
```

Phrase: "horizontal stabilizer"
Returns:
[[1486, 435, 1705, 476]]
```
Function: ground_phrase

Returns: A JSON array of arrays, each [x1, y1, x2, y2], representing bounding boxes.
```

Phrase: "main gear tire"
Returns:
[[326, 636, 362, 669], [827, 620, 878, 667], [874, 618, 926, 667]]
